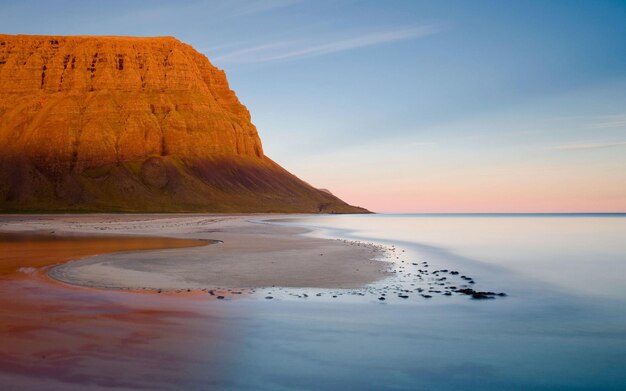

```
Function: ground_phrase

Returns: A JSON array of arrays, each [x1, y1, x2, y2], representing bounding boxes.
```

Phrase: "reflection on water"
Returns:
[[0, 233, 206, 276], [0, 234, 231, 390]]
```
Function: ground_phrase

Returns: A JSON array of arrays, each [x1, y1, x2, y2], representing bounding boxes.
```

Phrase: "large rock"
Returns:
[[0, 35, 368, 213]]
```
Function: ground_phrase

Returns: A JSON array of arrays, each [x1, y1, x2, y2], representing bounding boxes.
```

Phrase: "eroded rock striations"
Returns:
[[0, 35, 367, 212]]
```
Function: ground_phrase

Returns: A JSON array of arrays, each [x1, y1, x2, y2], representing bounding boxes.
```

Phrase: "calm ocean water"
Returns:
[[220, 214, 626, 390]]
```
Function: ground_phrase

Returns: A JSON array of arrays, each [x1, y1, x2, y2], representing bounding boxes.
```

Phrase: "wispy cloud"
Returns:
[[211, 25, 442, 64], [588, 114, 626, 129], [541, 114, 626, 131], [234, 0, 302, 15], [212, 41, 296, 61], [552, 141, 626, 151]]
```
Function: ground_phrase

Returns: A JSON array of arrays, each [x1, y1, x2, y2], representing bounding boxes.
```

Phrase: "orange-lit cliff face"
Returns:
[[0, 35, 367, 213]]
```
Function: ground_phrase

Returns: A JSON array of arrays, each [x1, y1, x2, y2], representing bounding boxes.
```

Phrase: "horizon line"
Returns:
[[372, 212, 626, 216]]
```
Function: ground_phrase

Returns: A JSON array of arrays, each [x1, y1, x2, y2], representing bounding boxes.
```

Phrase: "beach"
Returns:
[[1, 213, 625, 390], [0, 214, 388, 291]]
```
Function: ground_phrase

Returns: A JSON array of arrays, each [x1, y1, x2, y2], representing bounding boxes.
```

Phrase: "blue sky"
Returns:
[[2, 0, 625, 211]]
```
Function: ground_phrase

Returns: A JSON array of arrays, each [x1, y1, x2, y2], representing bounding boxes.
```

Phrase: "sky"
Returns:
[[1, 0, 625, 212]]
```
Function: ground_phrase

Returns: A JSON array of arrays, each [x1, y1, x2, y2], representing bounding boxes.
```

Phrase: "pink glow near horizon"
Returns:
[[340, 192, 626, 213], [332, 181, 626, 213], [290, 151, 626, 213]]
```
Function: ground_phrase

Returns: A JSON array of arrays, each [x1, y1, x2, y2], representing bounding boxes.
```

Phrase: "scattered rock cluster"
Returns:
[[124, 239, 506, 303]]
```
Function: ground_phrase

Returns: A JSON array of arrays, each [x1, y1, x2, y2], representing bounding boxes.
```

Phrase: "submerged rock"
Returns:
[[455, 288, 505, 299]]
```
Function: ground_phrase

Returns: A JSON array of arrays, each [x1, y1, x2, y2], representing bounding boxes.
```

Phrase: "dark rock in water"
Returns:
[[471, 293, 494, 299], [497, 292, 507, 297], [421, 294, 432, 298], [450, 271, 459, 275], [456, 288, 502, 299], [378, 297, 386, 301], [217, 295, 225, 299], [398, 294, 409, 299], [265, 296, 273, 299], [443, 292, 452, 296]]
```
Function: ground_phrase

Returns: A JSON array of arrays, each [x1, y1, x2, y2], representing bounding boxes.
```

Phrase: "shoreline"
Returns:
[[0, 214, 390, 291]]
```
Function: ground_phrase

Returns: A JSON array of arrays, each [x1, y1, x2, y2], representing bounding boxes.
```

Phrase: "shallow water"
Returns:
[[1, 215, 625, 390], [245, 214, 626, 390], [283, 214, 626, 299]]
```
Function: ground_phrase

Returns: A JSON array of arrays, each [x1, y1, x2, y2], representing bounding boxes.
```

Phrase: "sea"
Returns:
[[1, 214, 625, 390], [221, 213, 626, 391]]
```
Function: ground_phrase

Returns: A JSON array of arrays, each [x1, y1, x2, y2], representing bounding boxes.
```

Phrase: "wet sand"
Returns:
[[0, 232, 207, 277], [0, 214, 388, 290]]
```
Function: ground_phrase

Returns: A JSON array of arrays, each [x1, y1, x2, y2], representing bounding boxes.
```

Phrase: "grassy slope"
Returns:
[[0, 155, 369, 213]]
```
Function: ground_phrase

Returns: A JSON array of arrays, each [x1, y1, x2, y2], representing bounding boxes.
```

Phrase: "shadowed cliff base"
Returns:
[[0, 155, 367, 213], [0, 35, 367, 213]]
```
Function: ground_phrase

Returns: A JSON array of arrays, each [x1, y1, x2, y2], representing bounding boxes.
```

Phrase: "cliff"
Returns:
[[0, 35, 368, 213]]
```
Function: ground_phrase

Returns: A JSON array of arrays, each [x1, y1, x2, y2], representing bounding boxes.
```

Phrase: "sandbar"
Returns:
[[0, 214, 389, 290]]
